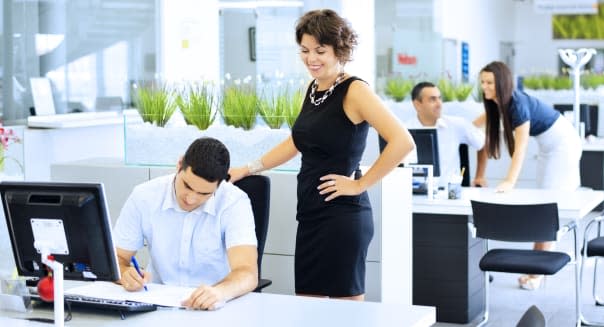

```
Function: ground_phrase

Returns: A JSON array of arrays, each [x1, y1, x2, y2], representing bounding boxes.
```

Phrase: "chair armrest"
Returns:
[[253, 278, 272, 293], [583, 215, 604, 254], [557, 220, 577, 240]]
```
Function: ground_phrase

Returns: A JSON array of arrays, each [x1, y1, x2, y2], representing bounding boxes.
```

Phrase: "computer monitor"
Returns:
[[553, 104, 598, 136], [378, 128, 441, 177], [0, 181, 120, 282], [408, 128, 441, 177]]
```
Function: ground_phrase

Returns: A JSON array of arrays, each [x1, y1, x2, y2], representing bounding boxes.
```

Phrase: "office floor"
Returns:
[[432, 211, 604, 327]]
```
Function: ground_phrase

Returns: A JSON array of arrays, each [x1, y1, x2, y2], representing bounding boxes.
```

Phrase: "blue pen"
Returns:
[[130, 256, 148, 291]]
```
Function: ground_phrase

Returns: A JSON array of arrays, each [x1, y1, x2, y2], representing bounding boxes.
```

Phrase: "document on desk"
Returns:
[[65, 281, 195, 307]]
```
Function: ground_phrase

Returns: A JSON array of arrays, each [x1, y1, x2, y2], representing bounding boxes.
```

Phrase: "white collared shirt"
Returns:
[[113, 174, 257, 287], [404, 115, 484, 187]]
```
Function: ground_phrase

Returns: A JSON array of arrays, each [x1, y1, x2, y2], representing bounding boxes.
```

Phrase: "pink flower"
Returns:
[[0, 122, 20, 150]]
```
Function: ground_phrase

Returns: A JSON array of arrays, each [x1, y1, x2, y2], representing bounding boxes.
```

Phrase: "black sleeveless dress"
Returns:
[[291, 77, 374, 296]]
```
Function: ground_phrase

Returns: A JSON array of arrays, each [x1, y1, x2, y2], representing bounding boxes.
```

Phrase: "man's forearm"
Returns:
[[214, 267, 258, 301]]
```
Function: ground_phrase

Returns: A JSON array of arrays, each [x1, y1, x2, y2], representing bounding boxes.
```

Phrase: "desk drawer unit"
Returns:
[[412, 213, 485, 323]]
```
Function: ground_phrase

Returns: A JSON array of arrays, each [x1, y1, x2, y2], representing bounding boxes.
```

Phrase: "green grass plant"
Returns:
[[221, 83, 258, 130], [134, 83, 176, 127], [582, 73, 604, 89], [454, 83, 474, 101], [259, 90, 287, 129], [285, 89, 304, 128], [384, 76, 414, 102], [437, 78, 456, 102], [552, 76, 572, 90], [176, 82, 217, 131]]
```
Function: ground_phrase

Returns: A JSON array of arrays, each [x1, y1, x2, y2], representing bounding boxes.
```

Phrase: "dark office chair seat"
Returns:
[[233, 175, 272, 292], [469, 200, 579, 327], [480, 248, 570, 274], [579, 214, 604, 325]]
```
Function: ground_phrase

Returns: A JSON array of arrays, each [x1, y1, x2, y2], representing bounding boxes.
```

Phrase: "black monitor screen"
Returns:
[[0, 181, 119, 281], [553, 104, 598, 136], [408, 128, 441, 177], [378, 128, 441, 177]]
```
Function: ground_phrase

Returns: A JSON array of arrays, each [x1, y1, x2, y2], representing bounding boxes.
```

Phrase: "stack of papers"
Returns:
[[65, 281, 196, 307]]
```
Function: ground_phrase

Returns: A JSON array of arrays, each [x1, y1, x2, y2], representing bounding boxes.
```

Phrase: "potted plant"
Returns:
[[582, 73, 604, 89], [437, 78, 456, 102], [134, 83, 177, 127], [220, 79, 258, 130], [175, 82, 217, 131], [284, 89, 304, 129], [384, 76, 414, 102], [454, 83, 474, 101], [259, 93, 286, 129]]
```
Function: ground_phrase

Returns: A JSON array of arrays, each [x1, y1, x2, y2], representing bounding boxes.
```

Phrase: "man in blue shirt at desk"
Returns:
[[404, 81, 484, 187], [113, 137, 258, 310]]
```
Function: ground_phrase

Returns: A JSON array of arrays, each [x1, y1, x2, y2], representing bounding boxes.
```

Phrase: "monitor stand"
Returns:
[[36, 246, 65, 327]]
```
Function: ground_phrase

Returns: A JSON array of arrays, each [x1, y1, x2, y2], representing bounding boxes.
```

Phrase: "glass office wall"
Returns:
[[375, 0, 446, 92], [1, 0, 309, 123], [1, 0, 157, 122]]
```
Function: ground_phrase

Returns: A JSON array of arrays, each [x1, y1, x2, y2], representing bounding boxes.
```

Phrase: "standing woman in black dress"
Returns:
[[230, 9, 414, 300]]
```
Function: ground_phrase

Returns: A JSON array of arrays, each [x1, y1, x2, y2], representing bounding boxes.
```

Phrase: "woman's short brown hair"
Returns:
[[295, 9, 358, 63]]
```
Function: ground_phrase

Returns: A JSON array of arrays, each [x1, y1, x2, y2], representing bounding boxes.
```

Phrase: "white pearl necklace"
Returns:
[[309, 73, 345, 106]]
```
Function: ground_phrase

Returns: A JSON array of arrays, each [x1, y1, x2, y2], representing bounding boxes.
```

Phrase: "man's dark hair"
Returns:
[[411, 81, 436, 101], [181, 137, 230, 183]]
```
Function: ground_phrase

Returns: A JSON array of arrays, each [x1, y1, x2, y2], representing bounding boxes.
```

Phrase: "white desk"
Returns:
[[411, 187, 604, 324], [413, 187, 604, 219], [2, 292, 435, 327]]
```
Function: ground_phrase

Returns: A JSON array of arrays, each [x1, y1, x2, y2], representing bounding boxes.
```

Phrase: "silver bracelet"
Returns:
[[246, 158, 265, 175]]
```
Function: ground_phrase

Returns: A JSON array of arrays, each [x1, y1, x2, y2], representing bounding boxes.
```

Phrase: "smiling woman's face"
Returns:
[[480, 71, 497, 101], [299, 34, 341, 85]]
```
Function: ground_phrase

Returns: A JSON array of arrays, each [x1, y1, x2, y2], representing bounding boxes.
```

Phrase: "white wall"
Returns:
[[342, 1, 375, 86], [161, 0, 220, 82], [439, 0, 515, 81], [222, 10, 257, 80], [513, 1, 604, 75]]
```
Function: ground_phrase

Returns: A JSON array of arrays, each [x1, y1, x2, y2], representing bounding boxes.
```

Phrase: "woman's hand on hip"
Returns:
[[318, 174, 361, 201]]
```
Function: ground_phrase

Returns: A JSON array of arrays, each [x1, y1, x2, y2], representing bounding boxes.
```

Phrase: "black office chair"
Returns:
[[468, 200, 580, 327], [458, 144, 470, 187], [233, 175, 272, 292], [580, 214, 604, 326]]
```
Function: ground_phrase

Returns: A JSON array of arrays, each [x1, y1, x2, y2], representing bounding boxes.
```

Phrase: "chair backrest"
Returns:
[[458, 144, 470, 187], [470, 200, 560, 242], [233, 175, 270, 276]]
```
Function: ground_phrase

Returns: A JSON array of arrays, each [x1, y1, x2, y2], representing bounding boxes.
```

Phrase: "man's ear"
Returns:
[[176, 156, 183, 172]]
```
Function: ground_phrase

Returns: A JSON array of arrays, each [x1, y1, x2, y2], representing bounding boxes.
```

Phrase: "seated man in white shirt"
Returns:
[[404, 82, 485, 188], [113, 137, 258, 310]]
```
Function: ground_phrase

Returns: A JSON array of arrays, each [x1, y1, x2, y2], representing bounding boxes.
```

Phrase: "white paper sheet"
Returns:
[[65, 281, 196, 307]]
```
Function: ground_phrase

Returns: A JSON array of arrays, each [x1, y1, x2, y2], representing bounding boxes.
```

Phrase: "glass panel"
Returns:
[[2, 0, 157, 122]]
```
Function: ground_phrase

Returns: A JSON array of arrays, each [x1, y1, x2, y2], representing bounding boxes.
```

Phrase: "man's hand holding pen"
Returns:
[[120, 256, 151, 292]]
